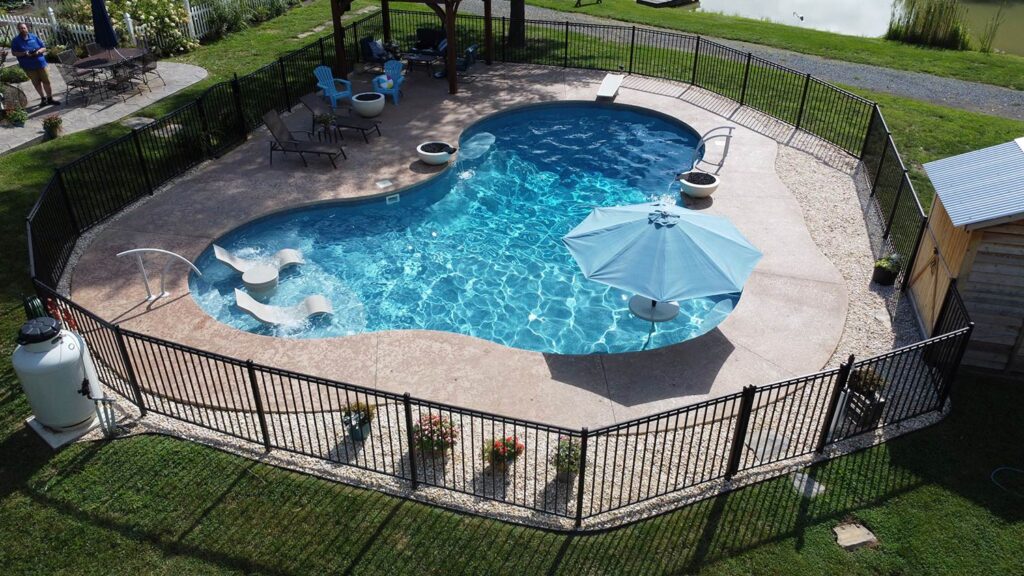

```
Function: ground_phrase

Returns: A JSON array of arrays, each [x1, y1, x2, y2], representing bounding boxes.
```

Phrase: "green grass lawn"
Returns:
[[526, 0, 1024, 91], [0, 301, 1020, 576]]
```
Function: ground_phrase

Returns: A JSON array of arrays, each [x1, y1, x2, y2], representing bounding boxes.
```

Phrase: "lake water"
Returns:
[[685, 0, 1024, 55]]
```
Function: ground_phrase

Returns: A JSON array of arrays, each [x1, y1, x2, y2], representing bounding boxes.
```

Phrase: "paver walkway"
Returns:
[[0, 53, 207, 154], [458, 1, 1024, 120]]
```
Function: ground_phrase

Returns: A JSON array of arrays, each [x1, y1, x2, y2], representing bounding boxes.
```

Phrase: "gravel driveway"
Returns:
[[456, 0, 1024, 120]]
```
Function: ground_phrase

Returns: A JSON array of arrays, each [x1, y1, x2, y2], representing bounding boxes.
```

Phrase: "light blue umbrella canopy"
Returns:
[[562, 202, 762, 303], [91, 0, 119, 50]]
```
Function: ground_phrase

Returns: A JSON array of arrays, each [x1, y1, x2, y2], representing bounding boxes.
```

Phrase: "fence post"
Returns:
[[230, 73, 247, 140], [112, 326, 147, 417], [882, 173, 907, 239], [859, 104, 879, 160], [403, 393, 419, 489], [131, 129, 154, 195], [794, 73, 812, 130], [739, 52, 752, 106], [352, 21, 360, 62], [124, 13, 136, 46], [563, 21, 569, 68], [627, 26, 636, 74], [815, 355, 854, 453], [245, 360, 272, 452], [870, 137, 891, 197], [725, 385, 756, 480], [278, 58, 291, 112], [900, 215, 928, 294], [501, 16, 507, 61], [690, 36, 700, 86], [54, 169, 81, 235], [573, 427, 589, 530], [938, 315, 974, 407], [182, 0, 197, 40], [318, 37, 327, 66]]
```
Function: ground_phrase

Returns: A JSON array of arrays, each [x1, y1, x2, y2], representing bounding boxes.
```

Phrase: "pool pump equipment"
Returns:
[[12, 317, 116, 447]]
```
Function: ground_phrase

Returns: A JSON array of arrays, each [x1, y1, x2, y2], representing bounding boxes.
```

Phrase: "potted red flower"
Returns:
[[412, 414, 459, 457], [483, 434, 525, 473]]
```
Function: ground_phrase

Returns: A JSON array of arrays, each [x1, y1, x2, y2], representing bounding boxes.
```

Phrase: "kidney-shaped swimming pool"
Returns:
[[189, 102, 741, 354]]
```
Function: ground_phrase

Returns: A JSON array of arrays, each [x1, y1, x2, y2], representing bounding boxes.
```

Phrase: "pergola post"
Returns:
[[330, 0, 350, 76], [381, 0, 392, 42], [445, 1, 458, 94]]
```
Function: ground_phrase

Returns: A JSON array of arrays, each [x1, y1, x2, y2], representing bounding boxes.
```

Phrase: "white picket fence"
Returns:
[[1, 0, 287, 50]]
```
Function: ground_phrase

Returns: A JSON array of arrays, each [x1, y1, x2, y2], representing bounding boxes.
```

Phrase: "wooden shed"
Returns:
[[909, 137, 1024, 374]]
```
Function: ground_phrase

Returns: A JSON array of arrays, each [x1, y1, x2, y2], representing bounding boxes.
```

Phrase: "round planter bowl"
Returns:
[[417, 141, 455, 165], [871, 266, 898, 286], [678, 171, 720, 198], [351, 92, 385, 118]]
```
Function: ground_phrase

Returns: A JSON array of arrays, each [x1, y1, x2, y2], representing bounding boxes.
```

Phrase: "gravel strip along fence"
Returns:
[[457, 1, 1024, 121]]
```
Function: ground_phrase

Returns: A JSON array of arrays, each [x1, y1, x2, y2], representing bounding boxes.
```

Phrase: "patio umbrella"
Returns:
[[562, 202, 762, 322], [91, 0, 119, 50]]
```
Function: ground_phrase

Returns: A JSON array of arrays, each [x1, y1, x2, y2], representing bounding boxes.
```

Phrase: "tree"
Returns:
[[509, 0, 526, 47]]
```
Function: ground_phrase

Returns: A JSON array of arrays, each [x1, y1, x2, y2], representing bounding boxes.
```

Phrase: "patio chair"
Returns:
[[299, 93, 381, 144], [263, 110, 346, 168], [373, 60, 405, 105], [133, 38, 164, 87], [85, 42, 103, 56], [213, 244, 304, 275], [313, 65, 352, 109], [235, 289, 333, 326], [54, 57, 106, 104], [432, 44, 480, 79], [359, 36, 390, 73], [410, 28, 446, 56]]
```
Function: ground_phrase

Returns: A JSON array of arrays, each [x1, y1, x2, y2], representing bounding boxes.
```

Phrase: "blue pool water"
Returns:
[[190, 102, 740, 354]]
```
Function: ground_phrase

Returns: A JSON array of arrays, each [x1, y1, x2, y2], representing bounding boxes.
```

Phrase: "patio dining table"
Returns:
[[74, 48, 147, 70]]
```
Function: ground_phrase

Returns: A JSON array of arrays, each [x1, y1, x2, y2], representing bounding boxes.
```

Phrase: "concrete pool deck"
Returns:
[[69, 64, 850, 428]]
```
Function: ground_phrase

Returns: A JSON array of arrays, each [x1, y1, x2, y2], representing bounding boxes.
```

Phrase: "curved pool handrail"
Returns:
[[116, 248, 202, 301]]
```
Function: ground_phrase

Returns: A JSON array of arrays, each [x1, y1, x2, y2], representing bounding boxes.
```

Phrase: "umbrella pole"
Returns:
[[641, 319, 656, 351]]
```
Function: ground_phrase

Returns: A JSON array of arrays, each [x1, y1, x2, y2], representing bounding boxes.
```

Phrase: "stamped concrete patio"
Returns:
[[69, 64, 850, 428], [0, 52, 206, 154]]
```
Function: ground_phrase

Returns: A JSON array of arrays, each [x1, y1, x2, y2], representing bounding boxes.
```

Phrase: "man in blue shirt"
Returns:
[[10, 23, 59, 107]]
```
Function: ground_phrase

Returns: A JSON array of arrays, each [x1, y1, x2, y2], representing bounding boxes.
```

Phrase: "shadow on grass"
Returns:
[[1, 369, 1021, 574]]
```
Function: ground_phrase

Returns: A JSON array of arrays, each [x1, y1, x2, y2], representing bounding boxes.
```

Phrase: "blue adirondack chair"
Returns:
[[373, 60, 405, 105], [313, 65, 352, 108]]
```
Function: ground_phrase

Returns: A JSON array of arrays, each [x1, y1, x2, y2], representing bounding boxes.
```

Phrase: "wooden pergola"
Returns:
[[330, 0, 495, 95]]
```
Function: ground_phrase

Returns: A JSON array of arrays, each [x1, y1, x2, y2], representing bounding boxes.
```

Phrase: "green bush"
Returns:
[[0, 66, 29, 84], [60, 0, 198, 55], [206, 0, 250, 40], [5, 106, 28, 125]]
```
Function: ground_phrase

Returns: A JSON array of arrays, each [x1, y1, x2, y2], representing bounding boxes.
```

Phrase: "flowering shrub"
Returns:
[[60, 0, 198, 55], [205, 0, 249, 41], [412, 414, 459, 453], [483, 435, 524, 465], [552, 436, 581, 475]]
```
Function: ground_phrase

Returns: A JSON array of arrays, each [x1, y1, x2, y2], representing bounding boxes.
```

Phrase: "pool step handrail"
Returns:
[[116, 248, 202, 301], [693, 126, 734, 173]]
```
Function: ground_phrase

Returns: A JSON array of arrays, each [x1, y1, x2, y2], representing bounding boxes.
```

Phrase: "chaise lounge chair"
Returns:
[[263, 110, 346, 168], [213, 244, 305, 274], [234, 289, 333, 326], [299, 93, 382, 144]]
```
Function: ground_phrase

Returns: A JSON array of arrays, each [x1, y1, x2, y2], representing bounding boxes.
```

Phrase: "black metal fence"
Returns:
[[23, 10, 972, 529]]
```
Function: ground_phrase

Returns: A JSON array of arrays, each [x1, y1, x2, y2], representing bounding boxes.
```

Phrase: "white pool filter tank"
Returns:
[[12, 317, 101, 431]]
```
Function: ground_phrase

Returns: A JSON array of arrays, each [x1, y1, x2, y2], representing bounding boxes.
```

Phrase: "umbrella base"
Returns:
[[628, 296, 680, 322]]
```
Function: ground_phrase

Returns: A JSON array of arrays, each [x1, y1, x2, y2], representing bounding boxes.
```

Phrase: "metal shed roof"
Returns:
[[923, 137, 1024, 230]]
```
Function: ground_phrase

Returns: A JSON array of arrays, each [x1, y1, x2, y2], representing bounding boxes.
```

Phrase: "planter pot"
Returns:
[[845, 391, 886, 428], [352, 92, 385, 118], [417, 141, 456, 166], [678, 170, 719, 198], [871, 266, 898, 286], [555, 469, 578, 484], [346, 419, 372, 442], [44, 127, 63, 141]]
